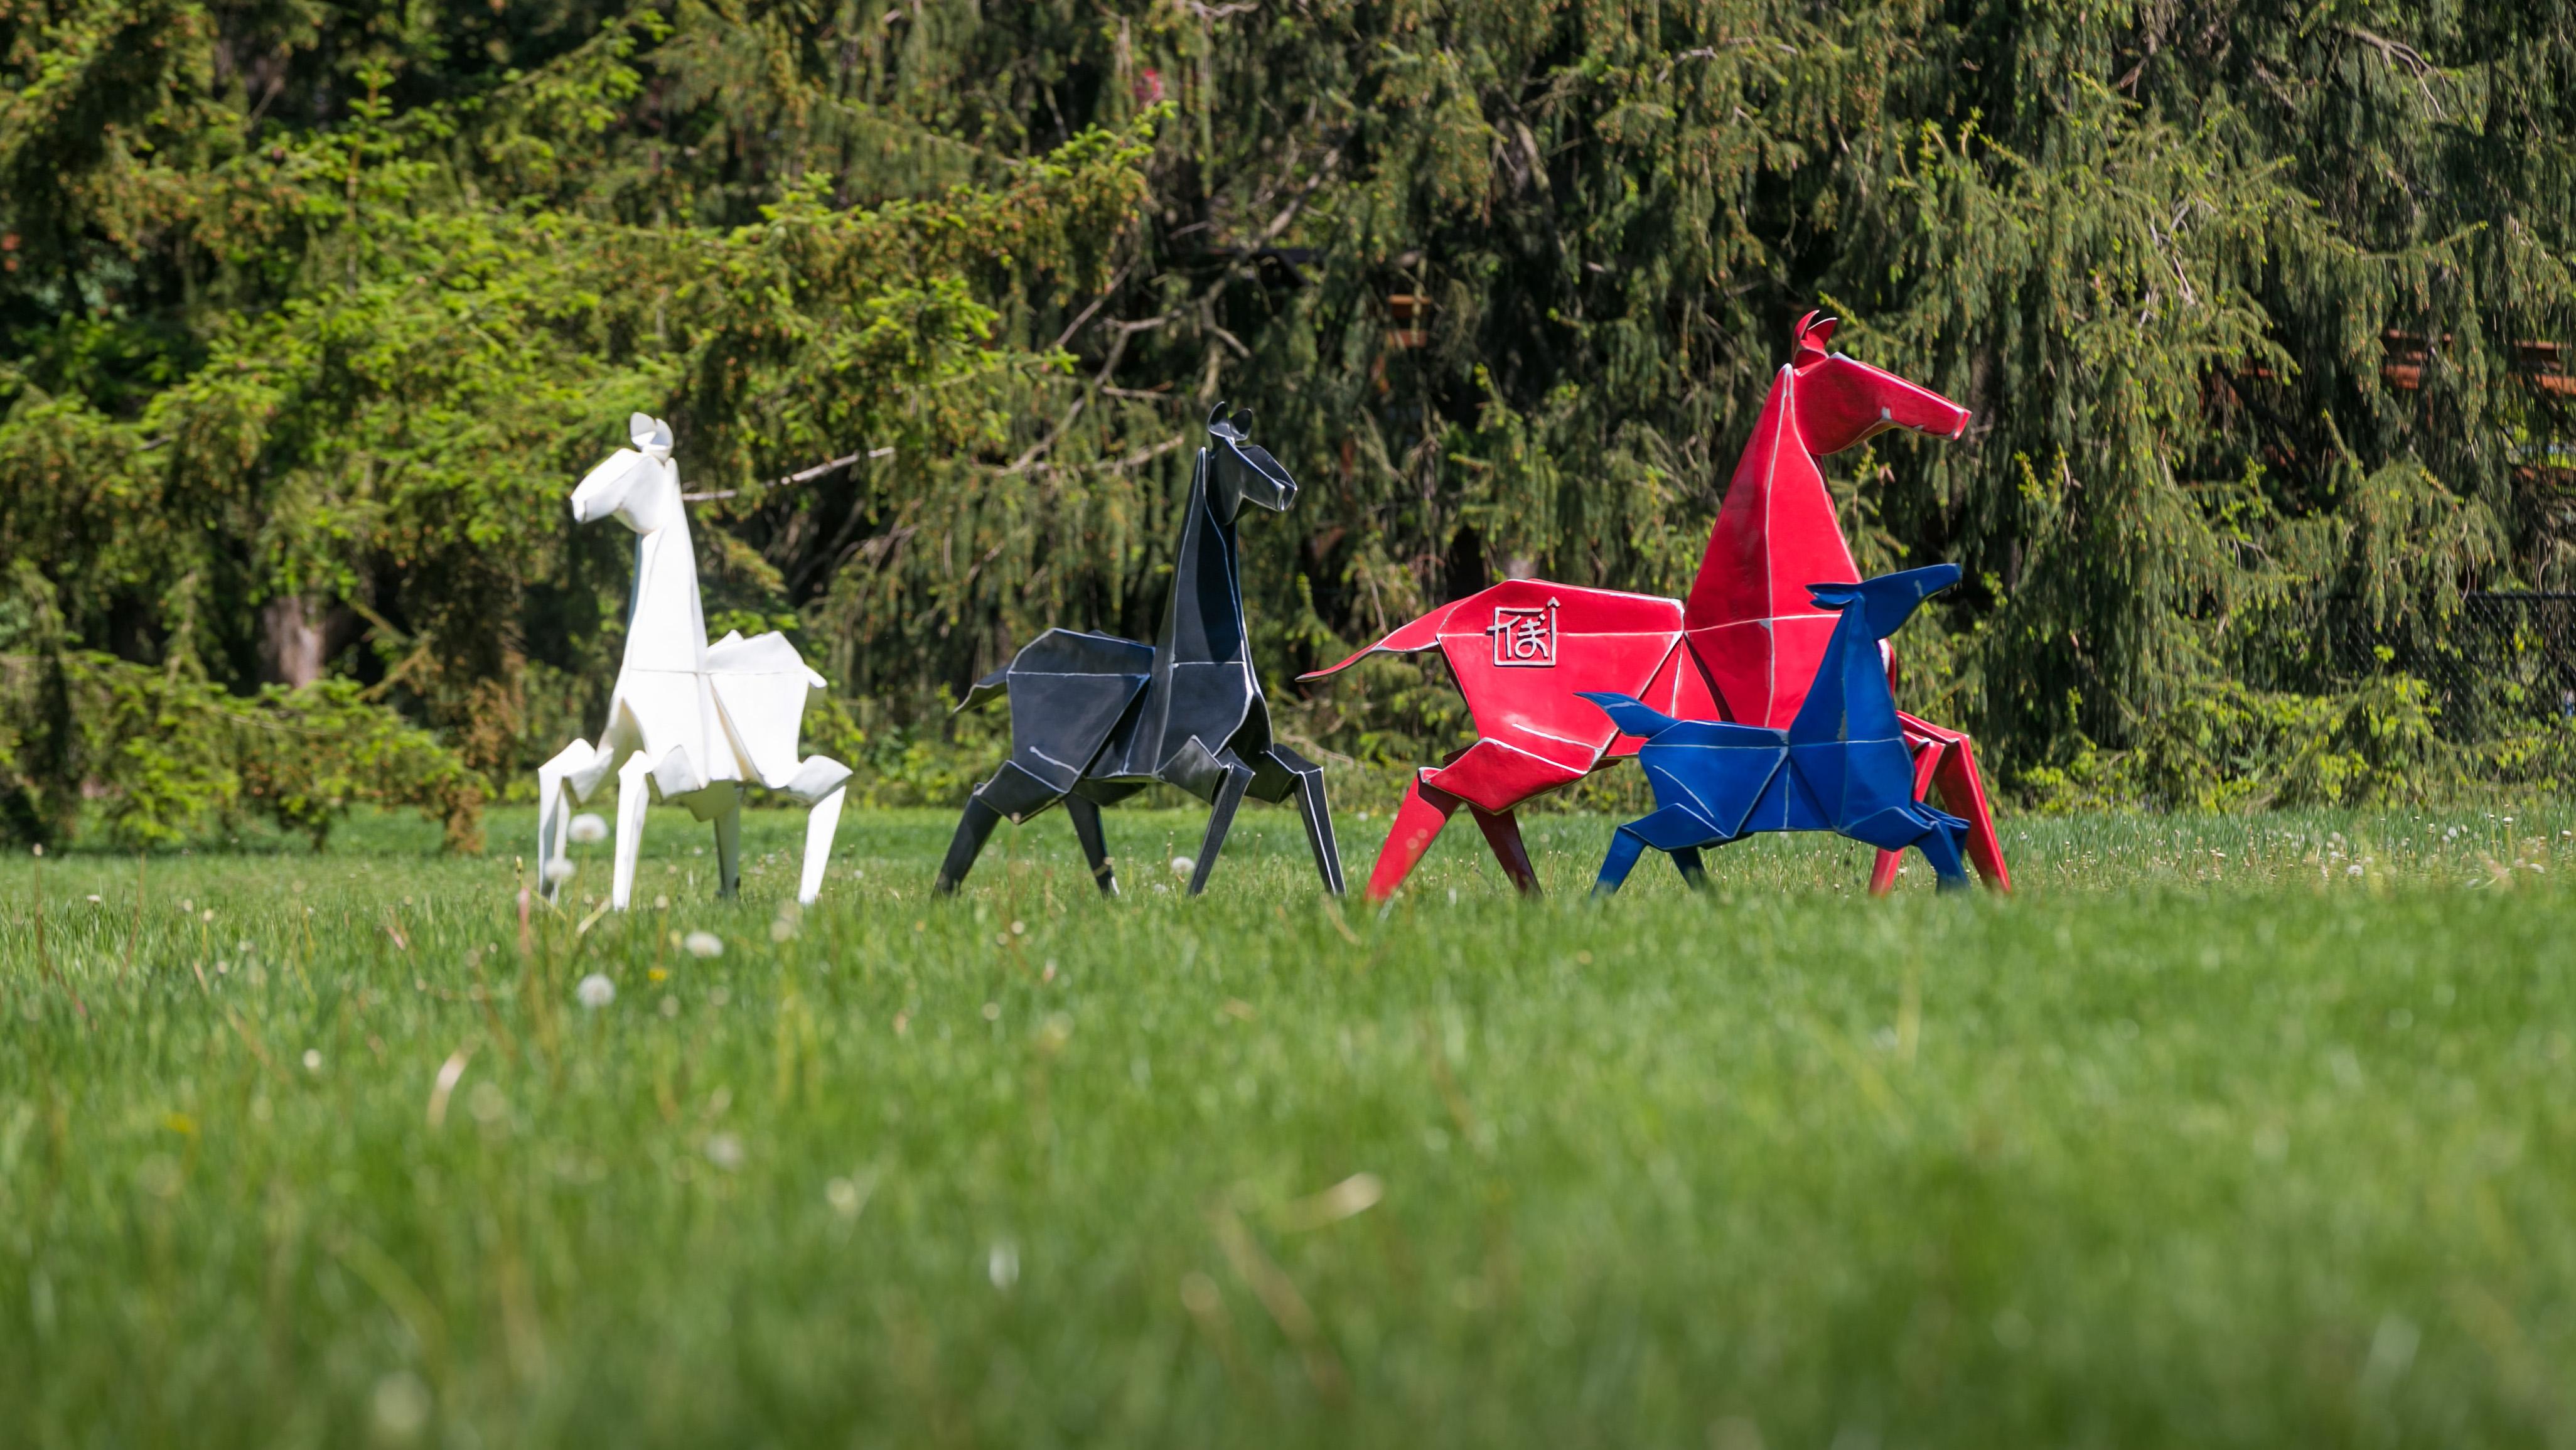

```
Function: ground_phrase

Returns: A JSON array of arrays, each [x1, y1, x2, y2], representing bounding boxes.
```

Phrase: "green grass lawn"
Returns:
[[5, 801, 2575, 1447]]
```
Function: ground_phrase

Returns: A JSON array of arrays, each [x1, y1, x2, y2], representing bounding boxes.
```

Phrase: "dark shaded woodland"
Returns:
[[4, 0, 2573, 844]]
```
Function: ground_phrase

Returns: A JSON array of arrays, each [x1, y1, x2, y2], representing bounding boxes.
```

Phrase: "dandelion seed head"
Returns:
[[825, 1176, 864, 1215], [567, 812, 609, 844], [372, 1371, 432, 1437], [703, 1133, 744, 1171], [576, 973, 616, 1009], [684, 930, 724, 959]]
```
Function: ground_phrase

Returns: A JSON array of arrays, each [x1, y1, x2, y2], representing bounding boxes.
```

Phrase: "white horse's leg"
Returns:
[[785, 755, 854, 906], [713, 797, 743, 898], [611, 751, 657, 910], [536, 739, 596, 902], [798, 786, 847, 906]]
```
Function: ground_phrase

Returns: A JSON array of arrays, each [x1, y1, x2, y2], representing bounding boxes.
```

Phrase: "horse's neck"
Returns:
[[1787, 608, 1859, 741], [621, 512, 707, 675], [1790, 608, 1901, 744], [1155, 462, 1247, 667], [1683, 366, 1857, 630]]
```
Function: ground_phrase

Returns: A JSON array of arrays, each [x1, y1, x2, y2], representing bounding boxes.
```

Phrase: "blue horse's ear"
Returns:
[[1807, 582, 1864, 613]]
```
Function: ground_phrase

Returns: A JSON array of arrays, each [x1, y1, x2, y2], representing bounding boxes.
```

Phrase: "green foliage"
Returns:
[[5, 0, 2574, 823], [0, 650, 484, 850]]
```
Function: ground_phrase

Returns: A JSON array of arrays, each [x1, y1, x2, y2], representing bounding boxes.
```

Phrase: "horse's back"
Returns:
[[706, 630, 825, 788], [1004, 628, 1153, 779], [1429, 581, 1686, 766]]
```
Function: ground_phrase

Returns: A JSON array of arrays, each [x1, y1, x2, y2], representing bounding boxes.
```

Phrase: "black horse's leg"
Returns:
[[1261, 745, 1345, 896], [1184, 758, 1257, 896], [936, 755, 1070, 895], [934, 797, 1006, 895], [1670, 846, 1710, 889], [1065, 795, 1119, 896]]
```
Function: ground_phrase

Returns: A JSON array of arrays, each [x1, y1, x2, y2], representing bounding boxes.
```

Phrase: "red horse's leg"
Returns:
[[1930, 734, 2012, 892], [1366, 775, 1464, 901], [1424, 739, 1587, 896], [1870, 735, 1948, 896], [1365, 738, 1590, 901], [1468, 807, 1541, 896]]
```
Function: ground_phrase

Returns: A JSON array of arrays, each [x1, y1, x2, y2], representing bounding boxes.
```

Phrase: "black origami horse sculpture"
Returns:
[[933, 405, 1346, 897]]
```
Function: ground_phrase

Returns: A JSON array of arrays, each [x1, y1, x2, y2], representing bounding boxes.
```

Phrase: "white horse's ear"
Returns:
[[630, 412, 658, 449]]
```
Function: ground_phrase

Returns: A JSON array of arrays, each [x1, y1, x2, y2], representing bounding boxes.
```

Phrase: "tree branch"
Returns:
[[683, 446, 893, 503]]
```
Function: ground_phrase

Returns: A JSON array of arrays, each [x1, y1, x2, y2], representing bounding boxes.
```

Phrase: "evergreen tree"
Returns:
[[6, 0, 2572, 839]]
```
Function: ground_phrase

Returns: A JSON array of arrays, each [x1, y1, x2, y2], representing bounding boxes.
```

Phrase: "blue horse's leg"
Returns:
[[1671, 846, 1710, 889], [1592, 829, 1654, 898], [1916, 819, 1971, 893]]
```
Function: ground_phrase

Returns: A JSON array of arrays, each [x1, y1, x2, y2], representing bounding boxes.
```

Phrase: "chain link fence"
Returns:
[[2326, 593, 2576, 739]]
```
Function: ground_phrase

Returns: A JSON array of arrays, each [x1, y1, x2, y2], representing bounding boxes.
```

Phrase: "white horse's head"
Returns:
[[571, 413, 680, 533]]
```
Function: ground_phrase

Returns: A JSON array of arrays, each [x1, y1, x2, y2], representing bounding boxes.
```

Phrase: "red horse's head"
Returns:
[[1783, 313, 1970, 453]]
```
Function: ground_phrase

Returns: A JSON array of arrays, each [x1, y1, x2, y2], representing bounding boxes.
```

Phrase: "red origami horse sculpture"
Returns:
[[1301, 313, 2012, 900]]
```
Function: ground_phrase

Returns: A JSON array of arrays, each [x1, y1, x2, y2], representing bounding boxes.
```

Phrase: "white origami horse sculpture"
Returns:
[[535, 414, 852, 908]]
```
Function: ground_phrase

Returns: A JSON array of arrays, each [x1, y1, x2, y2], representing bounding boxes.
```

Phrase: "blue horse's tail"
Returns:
[[1807, 563, 1962, 641], [1577, 691, 1682, 739]]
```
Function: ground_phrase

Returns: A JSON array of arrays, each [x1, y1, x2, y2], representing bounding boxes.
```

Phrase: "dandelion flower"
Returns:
[[1169, 856, 1194, 878], [568, 812, 609, 844], [684, 930, 724, 959], [576, 973, 616, 1009]]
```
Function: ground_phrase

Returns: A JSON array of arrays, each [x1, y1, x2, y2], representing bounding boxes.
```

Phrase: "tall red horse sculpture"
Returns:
[[1301, 313, 2012, 900]]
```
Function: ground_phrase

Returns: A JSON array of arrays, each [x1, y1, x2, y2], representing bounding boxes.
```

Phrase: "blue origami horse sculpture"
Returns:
[[1579, 564, 1974, 894]]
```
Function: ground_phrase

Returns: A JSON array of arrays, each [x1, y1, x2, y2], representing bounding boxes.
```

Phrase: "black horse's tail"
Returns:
[[957, 665, 1010, 714]]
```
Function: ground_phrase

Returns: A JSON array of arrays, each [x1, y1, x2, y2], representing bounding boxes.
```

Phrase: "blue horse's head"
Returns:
[[1805, 563, 1960, 641]]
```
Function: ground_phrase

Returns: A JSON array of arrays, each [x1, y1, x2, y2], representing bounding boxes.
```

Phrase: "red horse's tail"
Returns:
[[1299, 601, 1462, 681]]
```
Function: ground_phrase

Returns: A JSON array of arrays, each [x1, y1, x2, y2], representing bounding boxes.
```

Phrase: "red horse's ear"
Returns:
[[1793, 312, 1837, 366]]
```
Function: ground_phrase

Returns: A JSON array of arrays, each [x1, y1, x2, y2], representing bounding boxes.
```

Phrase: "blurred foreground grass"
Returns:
[[4, 802, 2575, 1447]]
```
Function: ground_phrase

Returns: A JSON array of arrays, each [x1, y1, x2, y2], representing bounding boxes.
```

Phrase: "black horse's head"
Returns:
[[1204, 403, 1299, 523]]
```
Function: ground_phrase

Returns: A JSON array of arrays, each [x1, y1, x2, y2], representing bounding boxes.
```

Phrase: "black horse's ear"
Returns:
[[1228, 407, 1254, 439], [1207, 402, 1247, 442]]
